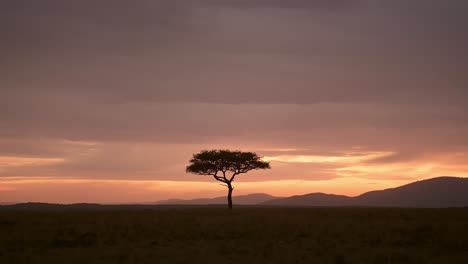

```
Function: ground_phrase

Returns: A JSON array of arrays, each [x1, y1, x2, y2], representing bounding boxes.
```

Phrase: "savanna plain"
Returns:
[[1, 207, 468, 264]]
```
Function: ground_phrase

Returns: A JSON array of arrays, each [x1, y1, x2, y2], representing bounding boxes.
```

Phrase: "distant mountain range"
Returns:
[[2, 177, 468, 209], [262, 176, 468, 207], [157, 177, 468, 208], [155, 193, 280, 205]]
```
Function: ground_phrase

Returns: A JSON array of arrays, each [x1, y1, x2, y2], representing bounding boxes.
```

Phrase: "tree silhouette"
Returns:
[[186, 150, 271, 209]]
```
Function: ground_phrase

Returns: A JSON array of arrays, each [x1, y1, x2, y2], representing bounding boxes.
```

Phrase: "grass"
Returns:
[[1, 207, 468, 263]]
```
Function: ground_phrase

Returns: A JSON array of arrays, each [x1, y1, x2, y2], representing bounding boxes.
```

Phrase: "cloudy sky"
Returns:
[[1, 0, 467, 203]]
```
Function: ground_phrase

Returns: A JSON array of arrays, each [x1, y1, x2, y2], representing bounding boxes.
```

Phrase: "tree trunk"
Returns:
[[227, 183, 233, 210]]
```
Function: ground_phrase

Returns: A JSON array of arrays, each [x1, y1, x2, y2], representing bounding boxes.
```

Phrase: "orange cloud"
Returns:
[[263, 151, 393, 164], [0, 156, 65, 167], [0, 185, 16, 192]]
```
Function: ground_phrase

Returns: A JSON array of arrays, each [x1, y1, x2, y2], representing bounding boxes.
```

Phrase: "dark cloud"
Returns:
[[2, 0, 467, 105], [210, 0, 358, 10], [2, 101, 467, 147]]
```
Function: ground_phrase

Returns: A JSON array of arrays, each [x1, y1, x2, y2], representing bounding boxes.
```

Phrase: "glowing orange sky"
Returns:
[[1, 147, 467, 203]]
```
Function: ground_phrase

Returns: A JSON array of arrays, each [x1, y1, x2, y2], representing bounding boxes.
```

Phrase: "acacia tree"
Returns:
[[186, 150, 271, 209]]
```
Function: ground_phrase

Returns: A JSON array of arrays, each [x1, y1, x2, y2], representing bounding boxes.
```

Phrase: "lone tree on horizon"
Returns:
[[186, 150, 271, 209]]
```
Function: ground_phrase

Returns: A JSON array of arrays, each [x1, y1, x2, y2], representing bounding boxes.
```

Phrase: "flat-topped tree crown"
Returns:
[[186, 150, 271, 209]]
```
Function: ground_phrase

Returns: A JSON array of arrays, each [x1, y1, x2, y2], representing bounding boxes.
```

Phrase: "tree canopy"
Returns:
[[186, 149, 271, 209]]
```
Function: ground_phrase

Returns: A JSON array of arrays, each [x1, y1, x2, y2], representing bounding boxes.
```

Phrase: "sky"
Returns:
[[1, 0, 468, 203]]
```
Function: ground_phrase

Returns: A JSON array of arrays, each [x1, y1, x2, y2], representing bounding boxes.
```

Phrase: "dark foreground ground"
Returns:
[[1, 207, 468, 264]]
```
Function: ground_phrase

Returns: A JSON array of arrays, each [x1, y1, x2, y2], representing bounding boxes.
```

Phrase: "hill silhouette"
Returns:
[[263, 176, 468, 207], [156, 193, 280, 205], [261, 193, 351, 206], [2, 177, 467, 209]]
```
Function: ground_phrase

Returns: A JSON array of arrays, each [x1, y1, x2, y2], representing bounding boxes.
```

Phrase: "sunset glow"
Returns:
[[263, 152, 393, 164], [1, 148, 467, 203], [0, 156, 65, 167]]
